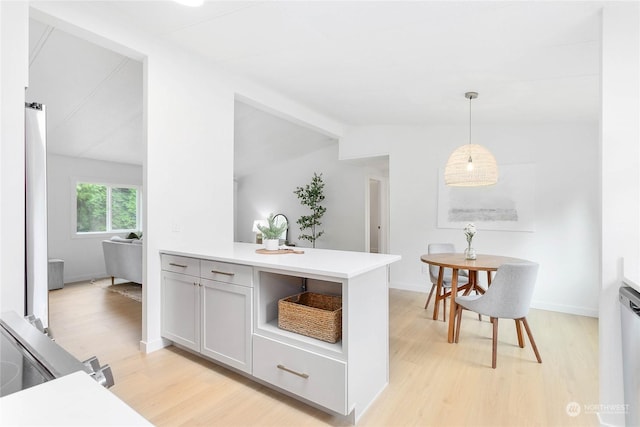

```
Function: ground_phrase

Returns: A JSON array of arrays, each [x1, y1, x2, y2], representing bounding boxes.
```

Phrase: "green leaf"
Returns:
[[256, 213, 287, 240], [294, 172, 326, 248]]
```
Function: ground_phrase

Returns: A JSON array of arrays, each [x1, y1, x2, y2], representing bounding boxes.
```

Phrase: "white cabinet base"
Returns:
[[160, 245, 401, 424], [253, 334, 347, 415], [161, 255, 253, 375]]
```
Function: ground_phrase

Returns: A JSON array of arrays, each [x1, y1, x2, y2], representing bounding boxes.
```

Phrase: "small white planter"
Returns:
[[263, 239, 279, 251]]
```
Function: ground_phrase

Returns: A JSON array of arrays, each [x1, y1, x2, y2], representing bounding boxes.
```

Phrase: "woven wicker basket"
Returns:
[[278, 292, 342, 343]]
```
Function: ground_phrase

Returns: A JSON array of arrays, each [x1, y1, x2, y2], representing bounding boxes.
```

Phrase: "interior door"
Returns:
[[369, 179, 381, 253], [367, 176, 388, 254]]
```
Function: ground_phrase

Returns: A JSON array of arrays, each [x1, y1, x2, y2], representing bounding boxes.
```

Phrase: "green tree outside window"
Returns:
[[76, 183, 139, 233]]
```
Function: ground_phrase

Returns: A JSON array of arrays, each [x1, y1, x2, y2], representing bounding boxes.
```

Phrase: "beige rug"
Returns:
[[94, 278, 142, 302]]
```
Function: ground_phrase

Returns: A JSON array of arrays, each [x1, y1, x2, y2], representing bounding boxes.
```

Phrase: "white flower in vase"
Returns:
[[463, 223, 477, 259]]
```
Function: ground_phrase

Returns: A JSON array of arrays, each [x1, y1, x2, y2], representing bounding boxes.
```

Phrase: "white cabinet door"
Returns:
[[200, 278, 252, 374], [161, 271, 200, 352]]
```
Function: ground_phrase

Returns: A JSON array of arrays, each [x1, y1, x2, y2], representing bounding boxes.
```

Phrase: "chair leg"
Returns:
[[474, 284, 482, 321], [442, 295, 447, 322], [521, 317, 542, 363], [433, 268, 445, 320], [455, 305, 463, 343], [491, 317, 498, 369], [424, 283, 436, 309], [515, 319, 524, 348], [111, 276, 115, 286]]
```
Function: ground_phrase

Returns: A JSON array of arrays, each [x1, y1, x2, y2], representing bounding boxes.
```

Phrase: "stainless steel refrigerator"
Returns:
[[25, 102, 48, 329]]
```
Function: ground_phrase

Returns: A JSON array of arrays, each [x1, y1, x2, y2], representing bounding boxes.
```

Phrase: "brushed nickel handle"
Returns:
[[277, 364, 309, 379], [169, 262, 188, 268], [211, 270, 235, 276]]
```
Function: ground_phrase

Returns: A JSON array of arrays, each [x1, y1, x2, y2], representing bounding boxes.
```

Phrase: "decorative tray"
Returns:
[[255, 248, 304, 255]]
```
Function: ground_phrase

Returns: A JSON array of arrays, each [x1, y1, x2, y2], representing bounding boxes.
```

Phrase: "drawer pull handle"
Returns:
[[169, 263, 188, 268], [277, 364, 309, 379], [211, 270, 235, 277]]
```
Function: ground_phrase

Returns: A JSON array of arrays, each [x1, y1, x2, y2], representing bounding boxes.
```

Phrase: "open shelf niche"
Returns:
[[255, 270, 344, 358]]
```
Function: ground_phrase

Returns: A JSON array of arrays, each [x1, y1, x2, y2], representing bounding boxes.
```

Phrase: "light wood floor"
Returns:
[[49, 282, 599, 426]]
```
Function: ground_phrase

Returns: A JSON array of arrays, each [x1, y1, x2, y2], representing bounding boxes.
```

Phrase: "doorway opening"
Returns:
[[26, 15, 146, 352], [364, 163, 389, 254]]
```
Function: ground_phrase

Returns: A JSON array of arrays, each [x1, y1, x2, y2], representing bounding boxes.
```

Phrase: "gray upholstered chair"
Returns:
[[454, 262, 542, 369], [102, 239, 143, 285], [425, 243, 471, 321]]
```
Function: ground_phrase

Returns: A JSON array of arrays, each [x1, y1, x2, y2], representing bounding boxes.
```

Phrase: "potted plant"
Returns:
[[257, 213, 288, 251], [293, 172, 326, 248]]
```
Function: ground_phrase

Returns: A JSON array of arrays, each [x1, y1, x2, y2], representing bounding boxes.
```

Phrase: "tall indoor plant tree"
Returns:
[[293, 172, 326, 248]]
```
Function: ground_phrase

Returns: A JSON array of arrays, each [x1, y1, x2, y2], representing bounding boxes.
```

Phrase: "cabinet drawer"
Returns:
[[253, 335, 346, 414], [201, 260, 252, 287], [161, 254, 200, 277]]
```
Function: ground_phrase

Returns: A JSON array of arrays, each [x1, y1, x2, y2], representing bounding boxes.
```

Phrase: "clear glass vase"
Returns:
[[464, 245, 476, 260]]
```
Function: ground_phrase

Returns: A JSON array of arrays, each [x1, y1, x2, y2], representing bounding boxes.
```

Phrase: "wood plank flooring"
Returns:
[[49, 281, 599, 426]]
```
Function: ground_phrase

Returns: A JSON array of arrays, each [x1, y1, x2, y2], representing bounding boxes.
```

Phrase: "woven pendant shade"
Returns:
[[444, 91, 498, 187], [444, 143, 498, 186]]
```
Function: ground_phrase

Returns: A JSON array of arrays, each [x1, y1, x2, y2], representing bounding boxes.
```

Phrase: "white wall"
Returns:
[[47, 154, 143, 283], [0, 1, 29, 316], [235, 144, 381, 251], [26, 1, 345, 353], [600, 4, 640, 426], [341, 123, 600, 317]]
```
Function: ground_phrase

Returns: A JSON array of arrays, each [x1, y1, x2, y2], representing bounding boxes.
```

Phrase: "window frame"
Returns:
[[72, 179, 142, 237]]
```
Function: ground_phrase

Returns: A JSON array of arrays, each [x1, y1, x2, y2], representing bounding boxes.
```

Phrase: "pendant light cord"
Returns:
[[467, 93, 473, 161], [465, 91, 478, 160], [469, 95, 472, 146]]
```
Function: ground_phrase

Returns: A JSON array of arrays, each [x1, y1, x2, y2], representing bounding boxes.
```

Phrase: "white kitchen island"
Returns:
[[160, 243, 400, 423]]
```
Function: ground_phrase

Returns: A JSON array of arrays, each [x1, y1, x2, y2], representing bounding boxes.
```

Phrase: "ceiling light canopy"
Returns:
[[444, 92, 498, 187]]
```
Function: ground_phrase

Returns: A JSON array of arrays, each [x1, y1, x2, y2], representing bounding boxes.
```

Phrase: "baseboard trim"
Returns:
[[389, 282, 427, 294], [64, 272, 108, 285], [530, 300, 598, 318], [390, 282, 599, 318], [140, 338, 170, 354]]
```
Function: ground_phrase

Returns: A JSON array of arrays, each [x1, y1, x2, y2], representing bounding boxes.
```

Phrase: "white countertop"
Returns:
[[0, 371, 152, 426], [162, 242, 401, 279]]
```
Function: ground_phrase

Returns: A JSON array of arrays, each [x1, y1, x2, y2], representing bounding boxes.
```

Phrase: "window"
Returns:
[[76, 182, 140, 233]]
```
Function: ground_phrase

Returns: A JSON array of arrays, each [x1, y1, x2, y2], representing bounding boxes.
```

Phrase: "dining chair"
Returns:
[[425, 243, 471, 321], [454, 262, 542, 369]]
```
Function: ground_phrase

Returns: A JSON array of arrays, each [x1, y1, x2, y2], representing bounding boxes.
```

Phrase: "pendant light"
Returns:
[[444, 92, 498, 187]]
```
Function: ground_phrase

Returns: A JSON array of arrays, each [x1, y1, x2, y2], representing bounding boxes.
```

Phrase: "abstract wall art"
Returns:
[[437, 163, 536, 232]]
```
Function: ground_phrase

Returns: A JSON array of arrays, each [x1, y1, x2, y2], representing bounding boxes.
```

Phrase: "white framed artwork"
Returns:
[[437, 163, 536, 232]]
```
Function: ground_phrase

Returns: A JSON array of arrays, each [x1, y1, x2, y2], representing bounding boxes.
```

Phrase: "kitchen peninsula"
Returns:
[[160, 243, 400, 423]]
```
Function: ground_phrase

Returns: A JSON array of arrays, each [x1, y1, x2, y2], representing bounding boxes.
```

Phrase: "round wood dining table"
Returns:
[[420, 253, 531, 343]]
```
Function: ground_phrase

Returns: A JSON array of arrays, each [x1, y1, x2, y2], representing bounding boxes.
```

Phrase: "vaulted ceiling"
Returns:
[[27, 18, 143, 165], [27, 1, 603, 169]]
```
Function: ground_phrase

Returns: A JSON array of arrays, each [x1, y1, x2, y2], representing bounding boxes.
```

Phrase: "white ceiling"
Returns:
[[27, 18, 143, 165], [234, 100, 338, 178], [27, 1, 603, 168]]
